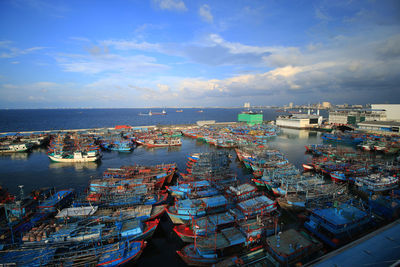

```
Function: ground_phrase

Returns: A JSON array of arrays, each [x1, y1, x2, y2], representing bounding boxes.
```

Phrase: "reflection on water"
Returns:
[[49, 161, 100, 171], [279, 128, 322, 140], [144, 146, 182, 153], [0, 152, 31, 160], [269, 128, 323, 168]]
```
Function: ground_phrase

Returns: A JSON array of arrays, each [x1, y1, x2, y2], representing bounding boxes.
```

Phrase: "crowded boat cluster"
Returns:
[[182, 124, 279, 148], [1, 125, 400, 266], [0, 133, 49, 153]]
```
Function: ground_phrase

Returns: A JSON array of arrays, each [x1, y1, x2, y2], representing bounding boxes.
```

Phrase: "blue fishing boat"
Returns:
[[166, 180, 219, 199], [166, 195, 230, 224], [37, 189, 75, 213], [304, 202, 371, 248]]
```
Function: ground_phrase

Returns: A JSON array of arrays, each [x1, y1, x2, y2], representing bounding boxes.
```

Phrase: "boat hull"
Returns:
[[49, 155, 100, 163]]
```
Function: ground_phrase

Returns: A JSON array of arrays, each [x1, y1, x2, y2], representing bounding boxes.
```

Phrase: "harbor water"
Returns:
[[0, 108, 324, 266]]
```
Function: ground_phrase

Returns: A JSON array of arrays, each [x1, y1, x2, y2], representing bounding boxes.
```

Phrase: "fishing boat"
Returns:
[[120, 218, 160, 240], [302, 163, 314, 172], [0, 142, 32, 153], [37, 189, 75, 213], [166, 195, 230, 224], [101, 139, 135, 152], [176, 226, 246, 265], [166, 180, 219, 199], [330, 171, 347, 183], [136, 137, 182, 148], [173, 211, 238, 243], [97, 240, 146, 266], [266, 229, 322, 265], [350, 173, 399, 192], [304, 202, 371, 248], [48, 150, 101, 163]]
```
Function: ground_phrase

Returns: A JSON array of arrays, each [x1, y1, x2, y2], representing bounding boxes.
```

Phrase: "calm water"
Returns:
[[0, 108, 282, 132], [0, 108, 324, 266]]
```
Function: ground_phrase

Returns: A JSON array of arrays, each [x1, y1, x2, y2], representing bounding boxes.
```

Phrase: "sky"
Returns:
[[0, 0, 399, 108]]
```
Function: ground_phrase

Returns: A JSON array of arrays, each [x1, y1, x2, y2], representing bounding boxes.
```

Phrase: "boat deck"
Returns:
[[267, 229, 312, 257], [196, 227, 246, 251], [313, 204, 367, 225]]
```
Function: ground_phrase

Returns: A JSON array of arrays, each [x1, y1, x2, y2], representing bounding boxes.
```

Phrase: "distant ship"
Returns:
[[176, 109, 183, 113], [139, 109, 166, 116], [139, 110, 153, 116], [152, 109, 167, 115], [197, 110, 203, 113]]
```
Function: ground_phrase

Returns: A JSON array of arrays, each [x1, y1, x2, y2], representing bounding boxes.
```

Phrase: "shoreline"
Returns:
[[0, 121, 241, 135]]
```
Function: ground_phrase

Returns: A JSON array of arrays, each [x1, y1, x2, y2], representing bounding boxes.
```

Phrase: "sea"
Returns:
[[0, 108, 326, 266]]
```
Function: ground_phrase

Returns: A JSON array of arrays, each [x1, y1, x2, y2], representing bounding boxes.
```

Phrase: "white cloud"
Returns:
[[57, 53, 169, 74], [171, 30, 400, 104], [199, 4, 213, 23], [0, 41, 46, 58], [153, 0, 187, 12], [101, 39, 161, 52]]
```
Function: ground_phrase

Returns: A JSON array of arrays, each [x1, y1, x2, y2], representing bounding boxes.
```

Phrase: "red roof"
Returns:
[[115, 125, 132, 129]]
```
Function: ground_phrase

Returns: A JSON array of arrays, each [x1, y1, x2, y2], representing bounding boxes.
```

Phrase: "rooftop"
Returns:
[[358, 121, 400, 127], [267, 229, 313, 256], [310, 219, 400, 267], [312, 204, 367, 225]]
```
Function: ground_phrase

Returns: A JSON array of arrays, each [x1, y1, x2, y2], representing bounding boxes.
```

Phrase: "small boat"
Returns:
[[302, 163, 314, 172], [176, 109, 183, 112]]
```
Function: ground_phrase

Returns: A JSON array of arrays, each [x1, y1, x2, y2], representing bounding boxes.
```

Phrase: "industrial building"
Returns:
[[275, 114, 322, 129], [238, 112, 263, 126], [357, 121, 400, 134], [371, 104, 400, 121], [328, 109, 386, 125]]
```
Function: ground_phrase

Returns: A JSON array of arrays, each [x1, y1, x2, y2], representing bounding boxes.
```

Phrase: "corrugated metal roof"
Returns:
[[311, 220, 400, 267]]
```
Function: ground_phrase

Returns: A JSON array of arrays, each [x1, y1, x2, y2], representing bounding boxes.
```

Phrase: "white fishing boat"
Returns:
[[0, 142, 32, 153], [48, 150, 101, 163]]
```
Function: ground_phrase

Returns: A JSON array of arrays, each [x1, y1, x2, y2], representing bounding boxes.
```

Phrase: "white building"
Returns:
[[371, 104, 400, 121], [244, 102, 251, 109], [276, 114, 323, 129]]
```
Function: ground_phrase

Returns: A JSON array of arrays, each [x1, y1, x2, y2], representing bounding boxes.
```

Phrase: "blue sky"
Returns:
[[0, 0, 399, 108]]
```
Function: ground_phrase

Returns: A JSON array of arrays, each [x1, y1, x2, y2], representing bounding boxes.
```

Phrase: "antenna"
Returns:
[[18, 185, 24, 200]]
